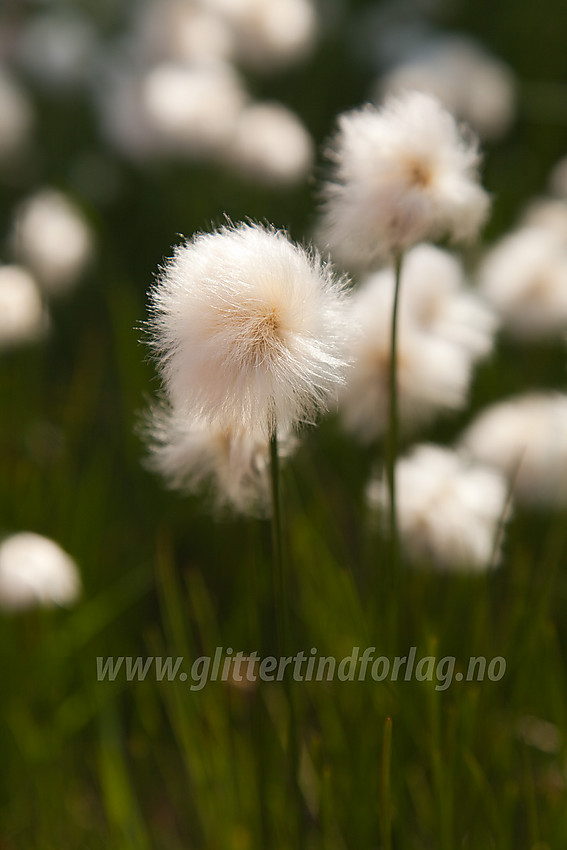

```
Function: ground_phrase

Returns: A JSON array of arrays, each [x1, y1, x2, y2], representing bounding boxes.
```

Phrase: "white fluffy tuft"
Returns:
[[369, 444, 509, 571], [479, 226, 567, 339], [460, 392, 567, 508], [147, 221, 352, 438], [142, 401, 295, 515], [0, 532, 81, 611], [317, 91, 490, 270], [338, 244, 495, 443]]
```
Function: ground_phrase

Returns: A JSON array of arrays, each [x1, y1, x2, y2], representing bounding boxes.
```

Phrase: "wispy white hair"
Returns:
[[146, 221, 352, 439]]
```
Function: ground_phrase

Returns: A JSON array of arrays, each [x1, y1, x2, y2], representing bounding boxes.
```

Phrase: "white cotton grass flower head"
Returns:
[[132, 0, 234, 67], [0, 532, 81, 611], [459, 392, 567, 508], [0, 265, 47, 349], [339, 265, 474, 443], [141, 62, 247, 157], [393, 243, 497, 360], [147, 221, 351, 440], [0, 68, 34, 165], [95, 59, 160, 161], [317, 91, 490, 270], [378, 36, 516, 141], [520, 197, 567, 243], [478, 226, 567, 339], [15, 10, 97, 94], [368, 444, 509, 571], [203, 0, 318, 72], [228, 102, 314, 186], [143, 401, 295, 514], [11, 189, 93, 295]]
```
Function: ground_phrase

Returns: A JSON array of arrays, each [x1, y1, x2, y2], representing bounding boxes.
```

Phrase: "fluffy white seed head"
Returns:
[[318, 91, 490, 270], [12, 189, 93, 295], [147, 222, 351, 439], [143, 401, 295, 514], [0, 265, 47, 349], [228, 102, 314, 186], [15, 11, 97, 93], [369, 444, 509, 571], [133, 0, 234, 66], [339, 263, 475, 442], [0, 532, 81, 611], [460, 393, 567, 508], [521, 197, 567, 243], [141, 62, 246, 157], [479, 226, 567, 339], [203, 0, 318, 71], [379, 37, 516, 140], [391, 243, 497, 359]]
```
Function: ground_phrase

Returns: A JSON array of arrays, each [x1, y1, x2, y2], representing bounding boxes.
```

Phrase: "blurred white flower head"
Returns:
[[133, 0, 234, 67], [379, 36, 516, 140], [203, 0, 318, 71], [15, 11, 98, 93], [369, 444, 509, 571], [0, 68, 33, 165], [317, 91, 490, 270], [12, 189, 93, 295], [229, 101, 314, 186], [393, 243, 497, 359], [141, 62, 246, 156], [460, 392, 567, 508], [96, 59, 159, 161], [479, 226, 567, 339], [0, 265, 47, 349], [147, 221, 351, 439], [521, 197, 567, 243], [338, 253, 487, 443], [0, 532, 81, 611], [143, 402, 295, 514]]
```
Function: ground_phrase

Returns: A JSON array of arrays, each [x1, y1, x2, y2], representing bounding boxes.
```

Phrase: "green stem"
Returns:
[[269, 429, 287, 655], [380, 716, 393, 850], [386, 252, 404, 573], [268, 428, 305, 847]]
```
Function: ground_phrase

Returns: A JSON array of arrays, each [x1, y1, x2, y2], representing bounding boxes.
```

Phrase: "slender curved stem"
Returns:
[[386, 252, 404, 572], [268, 428, 304, 847], [269, 429, 287, 654]]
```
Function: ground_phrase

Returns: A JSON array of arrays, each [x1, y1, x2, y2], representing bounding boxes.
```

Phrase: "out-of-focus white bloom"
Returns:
[[369, 444, 509, 571], [15, 11, 97, 93], [0, 265, 47, 349], [460, 393, 567, 508], [0, 69, 33, 164], [389, 243, 497, 359], [204, 0, 317, 71], [479, 226, 567, 339], [339, 267, 474, 442], [147, 221, 351, 439], [379, 37, 516, 140], [143, 402, 295, 514], [521, 197, 567, 243], [95, 59, 159, 161], [141, 62, 246, 156], [516, 715, 561, 755], [12, 189, 93, 295], [133, 0, 234, 66], [317, 92, 490, 270], [0, 532, 81, 611], [229, 102, 313, 185]]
